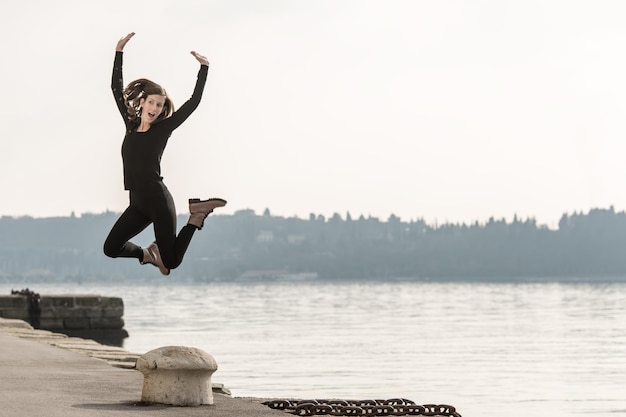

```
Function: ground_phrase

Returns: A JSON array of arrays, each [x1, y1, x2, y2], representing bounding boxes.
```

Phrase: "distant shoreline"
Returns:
[[3, 275, 626, 286]]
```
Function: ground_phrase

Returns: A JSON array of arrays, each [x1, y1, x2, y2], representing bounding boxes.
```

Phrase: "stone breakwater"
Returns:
[[0, 292, 125, 332], [0, 292, 129, 345], [0, 317, 231, 396]]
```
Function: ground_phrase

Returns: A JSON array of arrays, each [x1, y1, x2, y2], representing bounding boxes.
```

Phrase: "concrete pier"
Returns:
[[0, 317, 462, 417], [0, 317, 281, 417]]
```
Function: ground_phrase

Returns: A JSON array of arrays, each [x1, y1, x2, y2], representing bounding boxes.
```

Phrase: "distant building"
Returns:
[[256, 230, 274, 242]]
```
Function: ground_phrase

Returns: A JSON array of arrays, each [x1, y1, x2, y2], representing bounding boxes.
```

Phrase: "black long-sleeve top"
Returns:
[[111, 51, 208, 191]]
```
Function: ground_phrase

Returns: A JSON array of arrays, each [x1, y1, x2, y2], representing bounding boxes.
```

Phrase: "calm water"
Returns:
[[3, 280, 626, 417]]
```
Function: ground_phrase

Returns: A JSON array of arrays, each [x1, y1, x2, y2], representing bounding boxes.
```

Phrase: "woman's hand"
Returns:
[[116, 32, 135, 52], [191, 51, 210, 66]]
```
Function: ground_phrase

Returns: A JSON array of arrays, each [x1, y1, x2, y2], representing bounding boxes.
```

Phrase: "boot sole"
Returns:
[[189, 198, 227, 205]]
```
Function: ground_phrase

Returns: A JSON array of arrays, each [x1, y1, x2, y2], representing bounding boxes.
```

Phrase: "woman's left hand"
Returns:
[[191, 51, 209, 66]]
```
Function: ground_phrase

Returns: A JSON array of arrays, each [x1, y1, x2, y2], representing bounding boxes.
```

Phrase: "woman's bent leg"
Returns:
[[103, 205, 151, 260], [152, 190, 196, 270]]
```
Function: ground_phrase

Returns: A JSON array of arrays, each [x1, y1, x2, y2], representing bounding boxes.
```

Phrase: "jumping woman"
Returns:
[[103, 32, 226, 275]]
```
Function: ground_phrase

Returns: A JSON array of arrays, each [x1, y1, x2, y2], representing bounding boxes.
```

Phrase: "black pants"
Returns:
[[103, 187, 195, 269]]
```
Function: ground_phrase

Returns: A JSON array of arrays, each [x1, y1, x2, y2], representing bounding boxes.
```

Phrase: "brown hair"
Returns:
[[122, 78, 175, 124]]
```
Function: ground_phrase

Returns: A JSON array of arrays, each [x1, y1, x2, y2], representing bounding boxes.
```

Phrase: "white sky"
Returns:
[[2, 0, 626, 227]]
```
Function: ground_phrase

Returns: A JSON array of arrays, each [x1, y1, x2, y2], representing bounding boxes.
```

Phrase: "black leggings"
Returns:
[[103, 187, 195, 270]]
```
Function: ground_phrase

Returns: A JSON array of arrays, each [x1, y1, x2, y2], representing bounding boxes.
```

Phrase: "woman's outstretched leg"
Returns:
[[153, 195, 227, 271], [151, 189, 194, 271], [155, 222, 198, 270]]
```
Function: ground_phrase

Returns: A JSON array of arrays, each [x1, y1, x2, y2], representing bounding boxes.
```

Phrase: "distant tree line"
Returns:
[[2, 206, 626, 283]]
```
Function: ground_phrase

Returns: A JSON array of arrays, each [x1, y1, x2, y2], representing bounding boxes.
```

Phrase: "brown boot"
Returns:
[[188, 212, 208, 230], [141, 242, 170, 276], [189, 198, 227, 214], [187, 198, 227, 230]]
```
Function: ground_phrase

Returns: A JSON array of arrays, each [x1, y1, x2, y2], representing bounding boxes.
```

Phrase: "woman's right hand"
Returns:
[[116, 32, 135, 52]]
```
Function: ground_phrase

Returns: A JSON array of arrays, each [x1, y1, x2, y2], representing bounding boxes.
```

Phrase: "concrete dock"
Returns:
[[0, 318, 283, 417]]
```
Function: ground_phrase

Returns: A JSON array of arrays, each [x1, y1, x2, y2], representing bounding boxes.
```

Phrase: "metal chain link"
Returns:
[[262, 398, 462, 417]]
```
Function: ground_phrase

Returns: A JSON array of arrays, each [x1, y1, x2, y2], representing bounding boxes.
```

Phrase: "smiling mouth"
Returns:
[[148, 112, 156, 118]]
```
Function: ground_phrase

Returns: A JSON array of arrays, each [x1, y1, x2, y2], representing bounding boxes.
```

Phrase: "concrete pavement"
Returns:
[[0, 318, 284, 417]]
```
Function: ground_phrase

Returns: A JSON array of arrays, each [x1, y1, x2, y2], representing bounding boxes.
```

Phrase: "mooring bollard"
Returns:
[[135, 346, 218, 406]]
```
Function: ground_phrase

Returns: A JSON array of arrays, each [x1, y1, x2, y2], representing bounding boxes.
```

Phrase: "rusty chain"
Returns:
[[262, 398, 462, 417]]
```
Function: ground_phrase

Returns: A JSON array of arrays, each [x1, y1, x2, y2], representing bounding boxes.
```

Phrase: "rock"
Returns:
[[135, 346, 218, 406]]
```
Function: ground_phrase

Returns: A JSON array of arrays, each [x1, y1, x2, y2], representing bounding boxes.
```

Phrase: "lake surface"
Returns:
[[3, 280, 625, 417]]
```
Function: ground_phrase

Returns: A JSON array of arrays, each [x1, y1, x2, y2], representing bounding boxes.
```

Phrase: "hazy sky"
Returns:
[[3, 0, 626, 227]]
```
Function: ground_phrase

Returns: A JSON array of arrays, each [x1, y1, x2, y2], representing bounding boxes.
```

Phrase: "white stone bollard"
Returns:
[[135, 346, 218, 406]]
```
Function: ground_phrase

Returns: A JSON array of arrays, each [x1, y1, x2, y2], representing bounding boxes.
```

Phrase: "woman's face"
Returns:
[[140, 94, 166, 124]]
